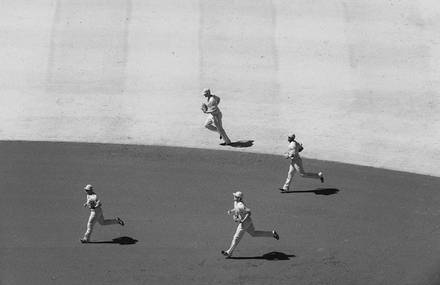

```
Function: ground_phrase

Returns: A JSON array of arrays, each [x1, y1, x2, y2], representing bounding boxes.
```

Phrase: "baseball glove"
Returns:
[[298, 143, 304, 152], [88, 200, 97, 209], [233, 214, 240, 223], [201, 103, 208, 113]]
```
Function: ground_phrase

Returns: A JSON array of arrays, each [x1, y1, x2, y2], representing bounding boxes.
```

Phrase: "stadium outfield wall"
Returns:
[[0, 0, 439, 176]]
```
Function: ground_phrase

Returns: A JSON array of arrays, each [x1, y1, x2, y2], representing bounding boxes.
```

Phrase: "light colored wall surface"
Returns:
[[1, 0, 439, 176]]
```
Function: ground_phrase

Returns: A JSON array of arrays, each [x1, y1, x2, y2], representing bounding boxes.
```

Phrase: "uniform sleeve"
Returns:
[[210, 97, 218, 107], [94, 195, 102, 207], [237, 202, 250, 213], [236, 202, 245, 211]]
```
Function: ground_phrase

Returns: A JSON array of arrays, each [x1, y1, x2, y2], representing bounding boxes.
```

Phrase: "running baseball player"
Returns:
[[201, 88, 232, 145], [221, 191, 279, 258], [80, 184, 124, 243], [279, 134, 324, 192]]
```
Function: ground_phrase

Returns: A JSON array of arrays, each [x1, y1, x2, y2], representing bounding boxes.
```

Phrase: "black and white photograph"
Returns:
[[1, 0, 439, 284]]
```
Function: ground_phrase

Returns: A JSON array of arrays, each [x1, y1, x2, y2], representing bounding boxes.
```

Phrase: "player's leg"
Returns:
[[204, 114, 218, 132], [96, 209, 124, 226], [246, 222, 275, 238], [96, 208, 119, 225], [82, 211, 97, 242], [213, 112, 231, 144], [294, 158, 321, 180], [282, 162, 295, 190], [223, 223, 246, 256]]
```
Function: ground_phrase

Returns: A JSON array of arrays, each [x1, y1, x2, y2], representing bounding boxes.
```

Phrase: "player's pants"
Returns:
[[204, 111, 231, 144], [283, 157, 320, 190], [225, 218, 273, 255], [83, 207, 119, 241]]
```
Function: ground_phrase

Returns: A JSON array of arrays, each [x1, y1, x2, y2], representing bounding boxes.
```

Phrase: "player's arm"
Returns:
[[239, 214, 249, 223], [227, 209, 237, 215], [201, 103, 208, 113], [240, 208, 251, 223]]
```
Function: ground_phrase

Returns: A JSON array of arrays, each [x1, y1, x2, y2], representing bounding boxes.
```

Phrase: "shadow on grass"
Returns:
[[221, 140, 254, 148], [228, 251, 295, 260], [88, 236, 138, 245], [280, 188, 340, 195]]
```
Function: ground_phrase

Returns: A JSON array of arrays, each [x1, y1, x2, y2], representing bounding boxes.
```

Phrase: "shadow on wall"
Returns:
[[228, 251, 295, 260], [87, 236, 138, 245]]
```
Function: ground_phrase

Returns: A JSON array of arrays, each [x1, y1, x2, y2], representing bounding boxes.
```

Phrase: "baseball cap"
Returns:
[[202, 88, 211, 95], [233, 191, 243, 198], [84, 184, 93, 191], [288, 133, 296, 139]]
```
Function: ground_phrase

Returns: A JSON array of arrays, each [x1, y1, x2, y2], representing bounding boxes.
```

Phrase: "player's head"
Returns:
[[288, 133, 295, 142], [233, 191, 243, 201], [203, 88, 211, 97], [84, 184, 94, 193]]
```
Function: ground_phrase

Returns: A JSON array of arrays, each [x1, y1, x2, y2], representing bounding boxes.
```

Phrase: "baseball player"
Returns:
[[279, 134, 324, 192], [221, 191, 279, 258], [80, 184, 124, 243], [201, 88, 232, 145]]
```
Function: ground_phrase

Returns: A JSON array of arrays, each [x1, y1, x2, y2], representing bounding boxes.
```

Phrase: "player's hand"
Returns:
[[227, 210, 231, 215], [201, 103, 208, 113]]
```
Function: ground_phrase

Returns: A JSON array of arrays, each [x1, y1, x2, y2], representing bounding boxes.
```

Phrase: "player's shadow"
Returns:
[[88, 236, 138, 245], [222, 140, 254, 148], [228, 251, 295, 260], [281, 188, 340, 195]]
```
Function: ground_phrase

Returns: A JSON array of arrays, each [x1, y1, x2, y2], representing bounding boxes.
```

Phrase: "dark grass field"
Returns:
[[1, 141, 440, 285]]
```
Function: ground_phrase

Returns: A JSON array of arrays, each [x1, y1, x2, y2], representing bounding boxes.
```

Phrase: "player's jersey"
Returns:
[[206, 95, 220, 114], [233, 201, 251, 222], [86, 194, 101, 210], [287, 141, 301, 159]]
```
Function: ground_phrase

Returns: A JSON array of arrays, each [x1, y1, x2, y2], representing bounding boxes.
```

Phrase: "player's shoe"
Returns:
[[273, 230, 280, 240], [80, 238, 89, 244], [319, 172, 324, 183], [221, 250, 232, 258], [117, 217, 125, 226], [279, 187, 288, 192]]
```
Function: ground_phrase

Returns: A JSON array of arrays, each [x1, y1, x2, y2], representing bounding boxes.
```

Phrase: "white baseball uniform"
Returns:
[[224, 200, 274, 256], [204, 94, 231, 144], [282, 140, 321, 190], [82, 193, 120, 241]]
